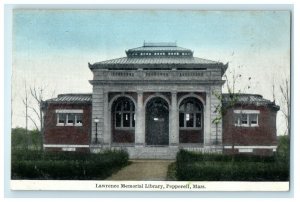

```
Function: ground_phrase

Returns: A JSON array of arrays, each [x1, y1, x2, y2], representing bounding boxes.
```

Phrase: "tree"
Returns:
[[19, 80, 56, 150], [21, 81, 32, 149], [213, 65, 251, 153], [28, 84, 47, 150], [279, 78, 290, 136]]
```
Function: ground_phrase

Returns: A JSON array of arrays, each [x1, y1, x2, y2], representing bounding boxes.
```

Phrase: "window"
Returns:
[[56, 109, 84, 127], [114, 97, 135, 128], [66, 113, 75, 125], [179, 98, 203, 129], [241, 114, 248, 125], [57, 114, 66, 126], [234, 110, 259, 127], [75, 114, 83, 126], [249, 114, 258, 126]]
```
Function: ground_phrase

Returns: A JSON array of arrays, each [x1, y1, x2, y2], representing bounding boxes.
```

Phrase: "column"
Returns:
[[92, 86, 104, 145], [204, 89, 211, 146], [135, 91, 145, 147], [169, 91, 179, 146], [103, 91, 111, 146]]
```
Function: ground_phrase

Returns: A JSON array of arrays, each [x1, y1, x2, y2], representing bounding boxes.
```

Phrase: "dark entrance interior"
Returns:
[[146, 97, 169, 146]]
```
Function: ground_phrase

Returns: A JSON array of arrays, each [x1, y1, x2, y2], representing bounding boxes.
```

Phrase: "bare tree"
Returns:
[[28, 84, 56, 150], [279, 78, 290, 136], [29, 85, 45, 150], [272, 74, 276, 102], [213, 65, 251, 153], [21, 81, 32, 149]]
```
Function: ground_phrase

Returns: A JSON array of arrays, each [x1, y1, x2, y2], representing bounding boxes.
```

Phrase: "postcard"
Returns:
[[10, 8, 291, 192]]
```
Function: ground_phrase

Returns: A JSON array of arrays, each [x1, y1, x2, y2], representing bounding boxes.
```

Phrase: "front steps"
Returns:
[[91, 145, 223, 159], [125, 146, 179, 160]]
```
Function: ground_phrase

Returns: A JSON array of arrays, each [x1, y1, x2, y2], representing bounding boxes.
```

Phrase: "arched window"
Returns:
[[179, 98, 202, 128], [114, 97, 135, 128]]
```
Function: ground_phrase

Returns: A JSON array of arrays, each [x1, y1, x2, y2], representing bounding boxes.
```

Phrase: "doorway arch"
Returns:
[[145, 97, 169, 146]]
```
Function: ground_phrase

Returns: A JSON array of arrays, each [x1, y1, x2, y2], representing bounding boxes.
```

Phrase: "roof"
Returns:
[[222, 93, 280, 110], [89, 42, 226, 69], [44, 94, 92, 104], [128, 42, 190, 52], [92, 56, 220, 65], [143, 42, 177, 47], [127, 46, 191, 52]]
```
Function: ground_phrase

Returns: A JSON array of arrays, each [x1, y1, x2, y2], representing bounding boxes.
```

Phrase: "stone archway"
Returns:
[[145, 97, 169, 146]]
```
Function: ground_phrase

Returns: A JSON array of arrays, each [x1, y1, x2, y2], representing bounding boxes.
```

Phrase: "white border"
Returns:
[[10, 180, 289, 192], [3, 2, 296, 199]]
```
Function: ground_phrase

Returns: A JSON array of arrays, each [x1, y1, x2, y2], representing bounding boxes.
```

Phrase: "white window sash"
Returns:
[[74, 114, 83, 126], [56, 114, 65, 126], [65, 114, 73, 126], [234, 112, 259, 127], [56, 111, 83, 127]]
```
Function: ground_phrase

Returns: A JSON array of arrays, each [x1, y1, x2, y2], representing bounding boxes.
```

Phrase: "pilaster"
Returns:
[[135, 91, 145, 147], [169, 91, 179, 146], [204, 89, 211, 145], [103, 91, 111, 145]]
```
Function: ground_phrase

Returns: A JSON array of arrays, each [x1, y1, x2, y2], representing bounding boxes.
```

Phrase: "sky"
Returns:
[[12, 10, 290, 134]]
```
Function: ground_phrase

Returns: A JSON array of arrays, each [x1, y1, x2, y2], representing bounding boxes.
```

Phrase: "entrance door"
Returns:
[[146, 97, 169, 146]]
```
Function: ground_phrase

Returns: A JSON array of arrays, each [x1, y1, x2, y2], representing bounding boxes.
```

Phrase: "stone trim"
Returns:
[[55, 109, 83, 113], [43, 144, 90, 148], [143, 93, 171, 107]]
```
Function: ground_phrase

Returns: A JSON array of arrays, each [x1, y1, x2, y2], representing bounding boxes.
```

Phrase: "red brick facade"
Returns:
[[222, 104, 278, 155], [43, 93, 279, 156], [43, 102, 92, 152]]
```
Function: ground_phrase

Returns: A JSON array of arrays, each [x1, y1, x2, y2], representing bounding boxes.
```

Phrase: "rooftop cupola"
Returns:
[[125, 42, 194, 58]]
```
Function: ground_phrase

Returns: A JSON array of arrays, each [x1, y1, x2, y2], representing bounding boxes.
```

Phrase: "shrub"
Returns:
[[276, 135, 290, 163], [11, 149, 129, 180], [175, 150, 289, 181], [11, 128, 42, 150]]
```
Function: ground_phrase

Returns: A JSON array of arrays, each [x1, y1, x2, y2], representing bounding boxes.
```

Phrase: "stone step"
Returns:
[[91, 146, 223, 159], [125, 147, 179, 160]]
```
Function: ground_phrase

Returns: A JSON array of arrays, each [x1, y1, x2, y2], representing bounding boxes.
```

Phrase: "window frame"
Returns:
[[114, 98, 135, 129], [179, 98, 203, 130], [234, 110, 260, 127], [56, 110, 84, 127], [75, 114, 83, 126], [57, 113, 66, 126]]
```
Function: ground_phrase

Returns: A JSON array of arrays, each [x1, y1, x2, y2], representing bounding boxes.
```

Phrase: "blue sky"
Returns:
[[12, 10, 290, 134], [13, 10, 289, 57]]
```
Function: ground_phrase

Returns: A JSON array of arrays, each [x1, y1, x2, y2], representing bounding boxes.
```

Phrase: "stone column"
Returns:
[[135, 91, 145, 147], [204, 89, 211, 146], [103, 91, 111, 147], [210, 86, 222, 145], [169, 91, 179, 146], [91, 85, 104, 145]]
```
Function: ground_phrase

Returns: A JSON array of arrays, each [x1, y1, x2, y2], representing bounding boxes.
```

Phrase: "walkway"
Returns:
[[107, 160, 174, 181]]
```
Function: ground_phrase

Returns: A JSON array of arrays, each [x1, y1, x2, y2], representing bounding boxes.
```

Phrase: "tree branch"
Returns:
[[28, 105, 41, 120], [28, 114, 39, 130]]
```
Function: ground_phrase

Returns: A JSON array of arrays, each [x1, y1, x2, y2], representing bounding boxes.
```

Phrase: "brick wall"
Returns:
[[223, 105, 277, 146], [44, 103, 92, 146]]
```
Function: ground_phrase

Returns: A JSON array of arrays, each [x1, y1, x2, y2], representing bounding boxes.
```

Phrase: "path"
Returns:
[[107, 160, 174, 181]]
